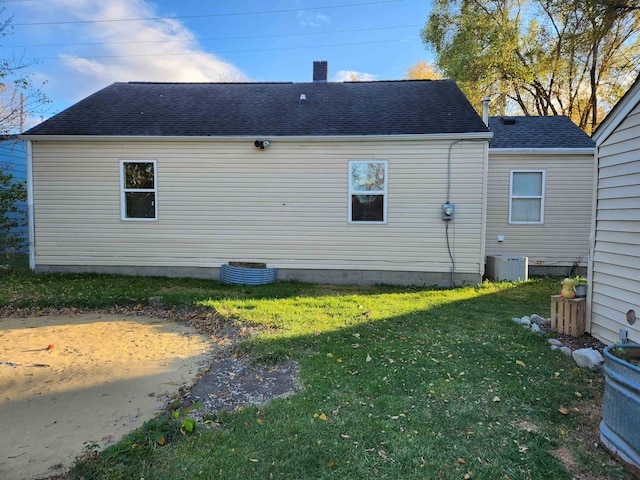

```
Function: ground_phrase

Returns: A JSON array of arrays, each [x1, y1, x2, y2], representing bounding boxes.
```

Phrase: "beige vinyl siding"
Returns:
[[591, 102, 640, 345], [31, 138, 487, 275], [485, 152, 593, 267]]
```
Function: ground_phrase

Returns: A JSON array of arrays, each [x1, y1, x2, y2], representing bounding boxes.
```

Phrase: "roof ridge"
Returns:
[[126, 81, 294, 85], [123, 79, 449, 86]]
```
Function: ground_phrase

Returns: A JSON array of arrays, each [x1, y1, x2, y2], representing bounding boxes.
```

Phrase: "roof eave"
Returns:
[[21, 132, 493, 142], [489, 147, 594, 155], [592, 75, 640, 145]]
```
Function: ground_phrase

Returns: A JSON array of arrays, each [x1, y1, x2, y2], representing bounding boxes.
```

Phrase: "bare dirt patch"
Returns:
[[0, 309, 300, 480]]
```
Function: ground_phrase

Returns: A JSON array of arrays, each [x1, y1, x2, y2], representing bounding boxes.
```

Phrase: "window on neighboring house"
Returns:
[[510, 170, 544, 224], [120, 160, 157, 220], [349, 160, 388, 223]]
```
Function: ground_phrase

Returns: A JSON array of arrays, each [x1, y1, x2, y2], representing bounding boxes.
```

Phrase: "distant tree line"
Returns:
[[417, 0, 640, 133]]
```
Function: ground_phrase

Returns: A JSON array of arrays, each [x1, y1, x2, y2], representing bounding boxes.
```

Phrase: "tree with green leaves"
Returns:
[[423, 0, 640, 133]]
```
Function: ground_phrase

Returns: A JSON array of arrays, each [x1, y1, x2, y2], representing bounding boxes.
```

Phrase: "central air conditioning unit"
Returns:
[[486, 255, 528, 282]]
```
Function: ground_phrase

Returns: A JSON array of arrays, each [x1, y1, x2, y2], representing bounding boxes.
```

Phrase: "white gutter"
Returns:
[[26, 140, 35, 271], [19, 132, 493, 142], [489, 148, 594, 155]]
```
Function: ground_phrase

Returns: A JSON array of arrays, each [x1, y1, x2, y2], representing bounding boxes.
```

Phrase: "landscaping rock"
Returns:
[[511, 314, 606, 368], [530, 314, 549, 326], [573, 348, 604, 371]]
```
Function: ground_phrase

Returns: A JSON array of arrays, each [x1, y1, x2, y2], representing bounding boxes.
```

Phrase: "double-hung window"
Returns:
[[120, 160, 157, 220], [509, 170, 544, 224], [348, 160, 388, 223]]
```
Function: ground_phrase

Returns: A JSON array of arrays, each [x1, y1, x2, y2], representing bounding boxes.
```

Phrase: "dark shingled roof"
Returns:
[[488, 115, 594, 149], [24, 80, 490, 137]]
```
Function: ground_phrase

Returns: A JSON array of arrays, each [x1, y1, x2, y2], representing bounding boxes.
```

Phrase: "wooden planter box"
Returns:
[[550, 295, 586, 337]]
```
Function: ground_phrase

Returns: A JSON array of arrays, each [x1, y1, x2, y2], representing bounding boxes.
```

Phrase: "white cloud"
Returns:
[[24, 0, 246, 105], [297, 12, 331, 27], [333, 70, 378, 82]]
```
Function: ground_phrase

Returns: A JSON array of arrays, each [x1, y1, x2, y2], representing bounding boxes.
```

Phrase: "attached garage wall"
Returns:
[[30, 137, 488, 286]]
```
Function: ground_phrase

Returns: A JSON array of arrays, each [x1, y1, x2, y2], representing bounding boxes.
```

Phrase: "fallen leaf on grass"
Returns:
[[319, 413, 328, 421], [559, 407, 570, 415], [515, 360, 526, 367], [378, 450, 388, 460], [326, 461, 335, 468]]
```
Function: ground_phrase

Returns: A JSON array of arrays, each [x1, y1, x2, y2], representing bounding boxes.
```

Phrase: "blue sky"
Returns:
[[3, 0, 435, 124]]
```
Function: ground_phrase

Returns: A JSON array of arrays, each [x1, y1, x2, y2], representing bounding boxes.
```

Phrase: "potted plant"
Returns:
[[573, 276, 587, 298]]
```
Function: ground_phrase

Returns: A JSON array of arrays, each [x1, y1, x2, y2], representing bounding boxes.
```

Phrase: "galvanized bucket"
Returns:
[[600, 344, 640, 475]]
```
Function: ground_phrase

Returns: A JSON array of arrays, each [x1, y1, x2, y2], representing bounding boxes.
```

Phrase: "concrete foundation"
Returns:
[[35, 264, 481, 288]]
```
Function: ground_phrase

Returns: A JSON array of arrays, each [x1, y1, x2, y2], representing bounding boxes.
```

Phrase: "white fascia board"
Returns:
[[20, 132, 493, 142], [489, 148, 594, 156], [593, 77, 640, 145]]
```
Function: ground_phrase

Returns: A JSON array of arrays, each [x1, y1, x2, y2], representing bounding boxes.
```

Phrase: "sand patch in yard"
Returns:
[[0, 313, 212, 480]]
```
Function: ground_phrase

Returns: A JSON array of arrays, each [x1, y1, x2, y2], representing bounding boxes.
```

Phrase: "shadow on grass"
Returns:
[[1, 269, 626, 479], [66, 277, 628, 480]]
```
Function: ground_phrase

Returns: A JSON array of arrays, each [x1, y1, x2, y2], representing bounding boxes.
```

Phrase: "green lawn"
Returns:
[[0, 266, 630, 479]]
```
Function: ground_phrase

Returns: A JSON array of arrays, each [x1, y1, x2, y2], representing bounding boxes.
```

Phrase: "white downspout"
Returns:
[[586, 143, 599, 333], [26, 140, 35, 270]]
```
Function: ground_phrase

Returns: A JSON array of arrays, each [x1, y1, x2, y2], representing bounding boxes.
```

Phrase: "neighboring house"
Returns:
[[0, 139, 28, 253], [486, 116, 595, 275], [589, 76, 640, 346], [20, 67, 493, 286]]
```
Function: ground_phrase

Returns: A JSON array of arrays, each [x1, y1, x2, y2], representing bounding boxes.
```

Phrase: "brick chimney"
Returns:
[[313, 61, 328, 82]]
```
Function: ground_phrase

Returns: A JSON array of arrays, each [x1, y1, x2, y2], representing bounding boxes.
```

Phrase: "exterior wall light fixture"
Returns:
[[254, 140, 270, 149]]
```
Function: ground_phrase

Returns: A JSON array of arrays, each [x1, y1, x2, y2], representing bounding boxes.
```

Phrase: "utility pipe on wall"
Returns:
[[482, 97, 490, 126]]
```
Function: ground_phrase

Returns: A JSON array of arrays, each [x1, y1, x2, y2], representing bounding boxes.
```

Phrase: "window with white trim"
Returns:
[[120, 160, 157, 220], [348, 160, 388, 223], [509, 170, 545, 224]]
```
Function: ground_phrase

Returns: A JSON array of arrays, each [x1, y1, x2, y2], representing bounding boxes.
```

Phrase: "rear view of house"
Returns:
[[21, 67, 492, 286]]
